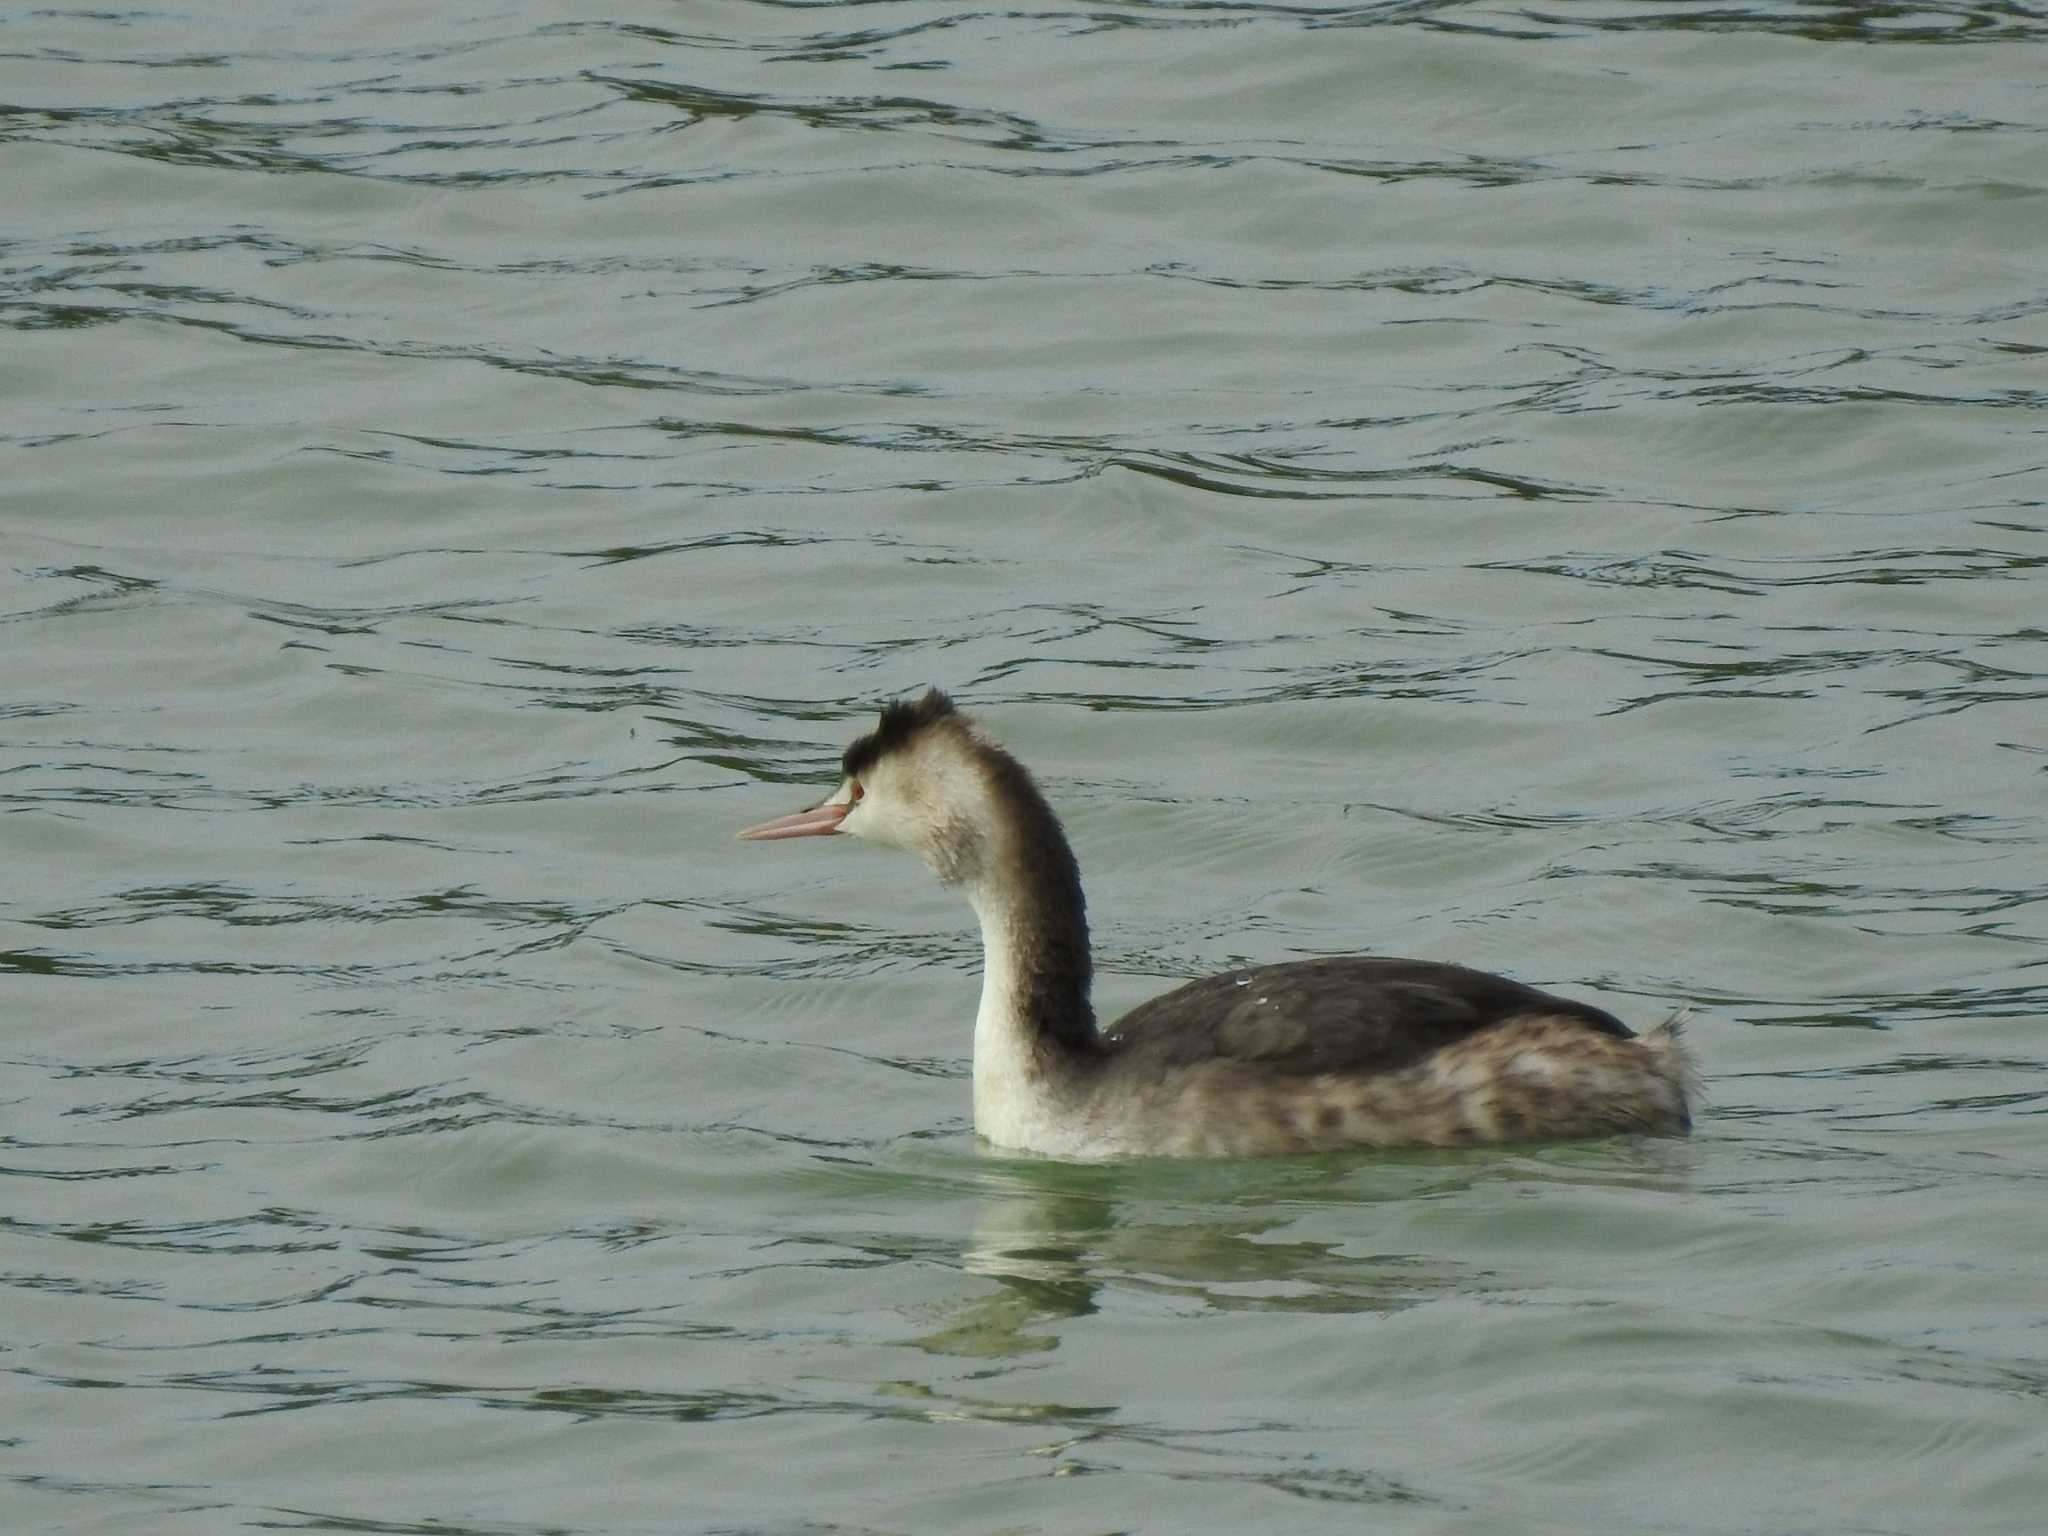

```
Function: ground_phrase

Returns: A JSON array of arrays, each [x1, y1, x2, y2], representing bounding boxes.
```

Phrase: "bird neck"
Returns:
[[971, 878, 1095, 1042], [964, 792, 1098, 1139]]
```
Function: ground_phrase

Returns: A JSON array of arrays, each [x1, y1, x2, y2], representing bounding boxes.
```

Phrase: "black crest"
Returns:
[[842, 688, 957, 778]]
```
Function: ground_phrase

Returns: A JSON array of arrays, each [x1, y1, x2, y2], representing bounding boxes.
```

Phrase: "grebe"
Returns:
[[737, 690, 1695, 1159]]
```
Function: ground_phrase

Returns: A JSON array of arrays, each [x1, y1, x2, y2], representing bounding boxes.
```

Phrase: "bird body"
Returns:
[[738, 690, 1695, 1159]]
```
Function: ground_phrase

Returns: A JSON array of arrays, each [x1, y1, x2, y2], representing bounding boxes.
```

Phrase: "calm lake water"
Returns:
[[5, 2, 2046, 1532]]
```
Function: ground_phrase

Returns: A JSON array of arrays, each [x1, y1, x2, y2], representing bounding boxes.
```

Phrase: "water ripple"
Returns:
[[6, 4, 2046, 1534]]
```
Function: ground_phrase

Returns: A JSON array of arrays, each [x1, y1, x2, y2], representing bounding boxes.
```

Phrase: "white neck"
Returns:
[[970, 887, 1049, 1147], [967, 883, 1092, 1155]]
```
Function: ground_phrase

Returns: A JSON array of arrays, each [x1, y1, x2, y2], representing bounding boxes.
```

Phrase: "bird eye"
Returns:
[[848, 780, 864, 804]]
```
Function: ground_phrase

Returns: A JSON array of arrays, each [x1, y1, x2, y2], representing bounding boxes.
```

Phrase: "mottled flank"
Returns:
[[1060, 959, 1697, 1154], [1063, 1012, 1697, 1160]]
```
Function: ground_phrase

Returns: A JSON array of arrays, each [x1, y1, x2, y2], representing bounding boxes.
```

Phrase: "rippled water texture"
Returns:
[[5, 2, 2046, 1532]]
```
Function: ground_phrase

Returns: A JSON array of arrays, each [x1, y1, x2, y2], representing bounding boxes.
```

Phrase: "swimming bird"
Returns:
[[737, 690, 1695, 1159]]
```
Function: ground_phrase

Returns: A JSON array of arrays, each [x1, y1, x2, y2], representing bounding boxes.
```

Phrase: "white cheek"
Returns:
[[840, 799, 892, 846]]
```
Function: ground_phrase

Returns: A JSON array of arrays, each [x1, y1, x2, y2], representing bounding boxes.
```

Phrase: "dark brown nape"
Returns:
[[972, 730, 1099, 1056], [842, 688, 956, 779]]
